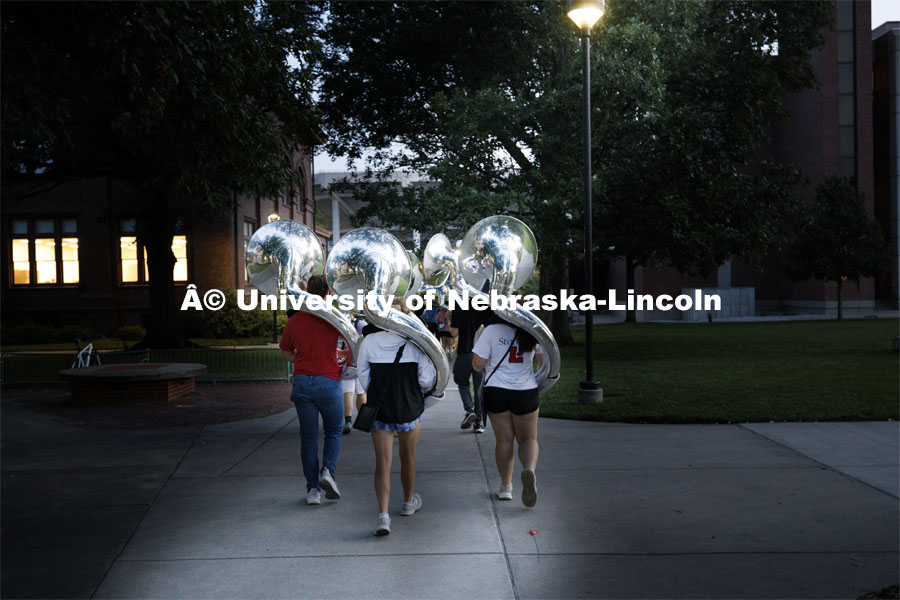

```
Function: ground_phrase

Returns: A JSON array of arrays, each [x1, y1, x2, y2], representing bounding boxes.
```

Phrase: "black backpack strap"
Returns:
[[393, 341, 408, 364], [483, 330, 517, 387]]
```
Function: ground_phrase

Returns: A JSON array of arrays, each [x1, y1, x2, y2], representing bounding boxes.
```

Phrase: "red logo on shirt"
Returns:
[[509, 344, 524, 363]]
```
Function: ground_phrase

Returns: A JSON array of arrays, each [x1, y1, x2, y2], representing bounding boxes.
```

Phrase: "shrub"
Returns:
[[113, 325, 146, 341], [198, 290, 270, 339], [2, 322, 59, 345], [57, 324, 94, 342]]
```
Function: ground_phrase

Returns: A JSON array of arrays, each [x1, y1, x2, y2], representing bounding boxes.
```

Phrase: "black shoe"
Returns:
[[460, 412, 478, 429], [474, 423, 485, 434]]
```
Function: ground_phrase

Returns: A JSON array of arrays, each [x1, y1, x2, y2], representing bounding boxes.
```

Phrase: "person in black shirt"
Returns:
[[450, 304, 494, 433]]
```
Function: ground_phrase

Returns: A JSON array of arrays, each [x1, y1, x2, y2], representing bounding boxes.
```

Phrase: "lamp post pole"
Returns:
[[268, 211, 282, 345], [568, 0, 604, 404]]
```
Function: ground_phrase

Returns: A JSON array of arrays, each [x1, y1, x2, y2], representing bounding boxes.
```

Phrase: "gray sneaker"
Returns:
[[374, 515, 391, 536], [318, 467, 340, 500], [400, 493, 423, 516], [497, 485, 513, 501], [521, 469, 537, 508], [306, 488, 321, 505]]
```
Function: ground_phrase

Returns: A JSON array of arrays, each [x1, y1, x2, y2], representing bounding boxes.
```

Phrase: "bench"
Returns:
[[59, 363, 208, 403]]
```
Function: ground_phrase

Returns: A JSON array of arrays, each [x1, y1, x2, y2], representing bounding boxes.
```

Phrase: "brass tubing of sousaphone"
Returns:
[[456, 216, 561, 392], [245, 220, 361, 361], [325, 227, 450, 404]]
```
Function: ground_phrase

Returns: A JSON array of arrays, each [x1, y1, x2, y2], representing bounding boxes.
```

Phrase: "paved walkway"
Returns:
[[1, 385, 897, 599]]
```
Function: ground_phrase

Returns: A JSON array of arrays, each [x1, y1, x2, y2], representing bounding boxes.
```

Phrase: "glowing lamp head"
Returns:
[[566, 0, 605, 32]]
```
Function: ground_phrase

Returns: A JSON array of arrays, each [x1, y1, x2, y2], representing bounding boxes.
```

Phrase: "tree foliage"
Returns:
[[317, 0, 832, 334], [787, 176, 888, 320], [2, 1, 322, 347]]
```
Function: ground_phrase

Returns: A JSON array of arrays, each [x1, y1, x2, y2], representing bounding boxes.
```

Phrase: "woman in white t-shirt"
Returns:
[[472, 320, 544, 507]]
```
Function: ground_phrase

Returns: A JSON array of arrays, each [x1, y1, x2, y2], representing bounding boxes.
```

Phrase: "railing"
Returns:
[[0, 348, 292, 384]]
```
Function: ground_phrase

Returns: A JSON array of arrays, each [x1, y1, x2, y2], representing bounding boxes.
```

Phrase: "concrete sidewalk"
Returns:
[[1, 386, 897, 599]]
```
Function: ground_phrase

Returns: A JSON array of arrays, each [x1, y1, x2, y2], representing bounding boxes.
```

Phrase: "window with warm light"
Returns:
[[172, 235, 188, 281], [118, 222, 188, 284], [8, 217, 79, 287]]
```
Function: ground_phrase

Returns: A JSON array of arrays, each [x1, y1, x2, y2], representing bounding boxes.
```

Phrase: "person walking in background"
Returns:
[[280, 275, 347, 506], [338, 339, 367, 434], [435, 307, 454, 357], [472, 318, 544, 507], [422, 304, 439, 337], [357, 299, 437, 536], [451, 305, 493, 433]]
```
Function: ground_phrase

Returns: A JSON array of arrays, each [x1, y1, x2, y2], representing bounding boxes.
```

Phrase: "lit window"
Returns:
[[121, 236, 140, 283], [8, 218, 79, 287], [61, 238, 79, 283], [119, 229, 188, 285], [172, 235, 188, 282], [35, 238, 57, 284], [12, 239, 30, 284]]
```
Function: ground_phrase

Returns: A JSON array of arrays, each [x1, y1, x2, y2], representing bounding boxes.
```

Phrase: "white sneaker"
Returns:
[[318, 467, 340, 500], [374, 515, 391, 536], [521, 469, 537, 507], [497, 485, 513, 501], [400, 493, 422, 516], [306, 488, 321, 505]]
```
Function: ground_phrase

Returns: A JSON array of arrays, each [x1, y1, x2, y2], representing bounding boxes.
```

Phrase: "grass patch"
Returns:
[[541, 319, 899, 423]]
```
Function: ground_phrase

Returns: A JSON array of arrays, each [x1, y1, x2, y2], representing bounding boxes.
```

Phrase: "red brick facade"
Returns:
[[1, 151, 328, 334]]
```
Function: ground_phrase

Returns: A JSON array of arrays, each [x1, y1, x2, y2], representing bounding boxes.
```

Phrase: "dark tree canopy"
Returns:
[[317, 0, 833, 333], [2, 1, 323, 347]]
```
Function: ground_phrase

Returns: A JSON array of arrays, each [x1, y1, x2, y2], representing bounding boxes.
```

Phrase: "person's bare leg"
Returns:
[[343, 391, 354, 419], [397, 424, 421, 502], [512, 409, 539, 507], [488, 411, 515, 486], [371, 430, 394, 513], [511, 409, 539, 470], [356, 392, 367, 411]]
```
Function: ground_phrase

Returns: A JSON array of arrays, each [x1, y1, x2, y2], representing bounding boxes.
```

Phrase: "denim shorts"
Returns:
[[372, 415, 422, 433]]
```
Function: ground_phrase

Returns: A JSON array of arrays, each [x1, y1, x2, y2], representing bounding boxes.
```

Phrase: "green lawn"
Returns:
[[4, 319, 897, 423], [540, 319, 899, 423]]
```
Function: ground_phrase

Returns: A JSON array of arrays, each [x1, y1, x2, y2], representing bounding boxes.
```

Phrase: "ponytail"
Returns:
[[516, 328, 537, 352]]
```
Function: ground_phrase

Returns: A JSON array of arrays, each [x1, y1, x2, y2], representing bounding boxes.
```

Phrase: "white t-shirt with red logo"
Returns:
[[472, 323, 543, 391]]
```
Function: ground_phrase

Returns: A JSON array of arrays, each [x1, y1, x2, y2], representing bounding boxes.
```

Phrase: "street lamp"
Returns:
[[267, 212, 281, 342], [568, 0, 604, 405]]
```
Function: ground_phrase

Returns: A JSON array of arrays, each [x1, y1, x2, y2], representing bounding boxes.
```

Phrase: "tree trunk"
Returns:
[[539, 251, 575, 346], [625, 256, 637, 323], [836, 278, 843, 321], [141, 213, 180, 348]]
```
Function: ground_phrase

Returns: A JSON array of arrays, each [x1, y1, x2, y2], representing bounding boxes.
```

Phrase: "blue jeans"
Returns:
[[291, 374, 343, 491]]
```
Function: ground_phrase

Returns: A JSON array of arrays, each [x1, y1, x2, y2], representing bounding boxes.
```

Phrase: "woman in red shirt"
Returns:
[[280, 275, 350, 506]]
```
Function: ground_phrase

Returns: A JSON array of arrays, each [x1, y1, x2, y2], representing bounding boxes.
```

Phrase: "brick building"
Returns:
[[873, 21, 900, 309], [1, 151, 327, 335], [600, 0, 894, 319]]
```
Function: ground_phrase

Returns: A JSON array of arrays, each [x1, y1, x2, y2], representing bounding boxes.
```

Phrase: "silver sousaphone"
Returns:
[[425, 216, 561, 392], [245, 220, 361, 359], [325, 227, 450, 405]]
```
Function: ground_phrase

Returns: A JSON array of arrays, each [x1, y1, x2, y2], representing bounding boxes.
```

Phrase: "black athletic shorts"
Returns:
[[483, 386, 539, 415]]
